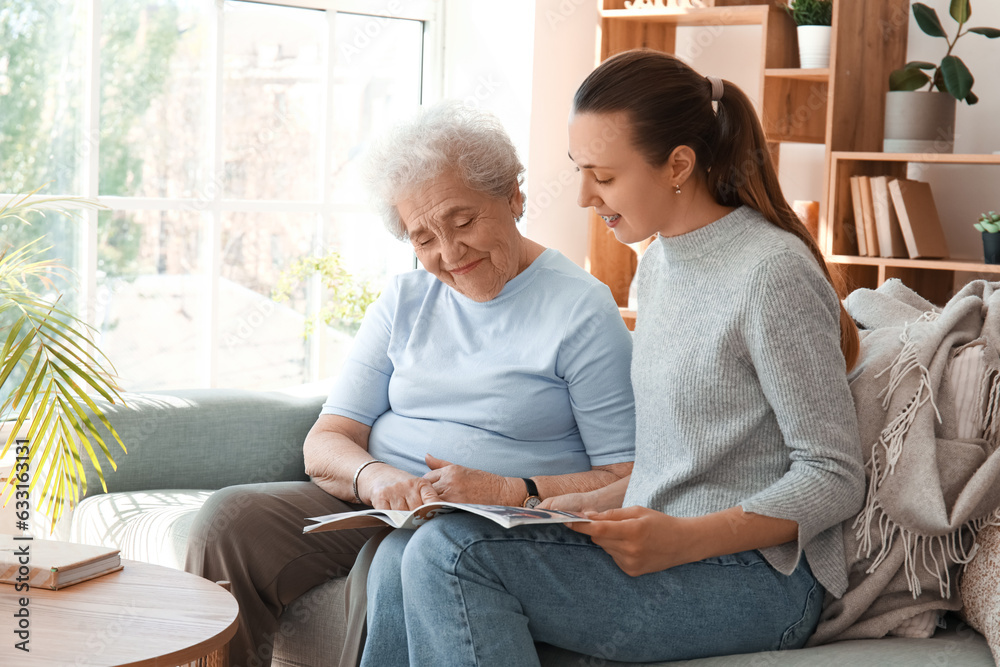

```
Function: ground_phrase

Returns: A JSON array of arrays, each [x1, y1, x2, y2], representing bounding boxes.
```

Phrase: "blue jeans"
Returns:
[[361, 514, 824, 667]]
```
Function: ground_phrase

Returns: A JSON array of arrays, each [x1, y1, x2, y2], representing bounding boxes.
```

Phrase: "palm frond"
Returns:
[[1, 231, 125, 527], [0, 185, 107, 227]]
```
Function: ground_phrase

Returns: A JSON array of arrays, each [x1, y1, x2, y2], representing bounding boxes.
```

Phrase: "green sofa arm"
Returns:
[[73, 389, 325, 499]]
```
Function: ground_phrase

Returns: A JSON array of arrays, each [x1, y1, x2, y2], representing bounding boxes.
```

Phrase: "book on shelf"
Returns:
[[856, 176, 880, 257], [304, 501, 591, 534], [849, 176, 869, 256], [870, 176, 909, 258], [888, 179, 950, 259], [0, 535, 123, 590]]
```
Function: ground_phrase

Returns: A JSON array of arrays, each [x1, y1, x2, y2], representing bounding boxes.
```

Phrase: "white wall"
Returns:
[[440, 0, 535, 165], [521, 0, 602, 266]]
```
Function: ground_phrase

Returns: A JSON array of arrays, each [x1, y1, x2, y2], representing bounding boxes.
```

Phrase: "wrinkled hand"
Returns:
[[363, 465, 441, 511], [569, 506, 693, 577], [422, 454, 517, 505]]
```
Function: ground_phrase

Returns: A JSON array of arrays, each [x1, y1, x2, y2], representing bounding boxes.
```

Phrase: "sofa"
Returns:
[[56, 387, 995, 667]]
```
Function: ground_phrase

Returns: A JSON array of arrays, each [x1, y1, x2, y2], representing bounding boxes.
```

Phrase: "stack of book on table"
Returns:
[[848, 175, 949, 259], [0, 535, 122, 590]]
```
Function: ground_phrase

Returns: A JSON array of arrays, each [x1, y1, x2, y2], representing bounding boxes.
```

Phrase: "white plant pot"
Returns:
[[796, 25, 831, 69], [883, 90, 956, 154]]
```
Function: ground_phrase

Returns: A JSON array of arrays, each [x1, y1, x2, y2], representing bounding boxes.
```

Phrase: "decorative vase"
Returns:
[[883, 91, 956, 154], [796, 25, 831, 69], [983, 232, 1000, 264]]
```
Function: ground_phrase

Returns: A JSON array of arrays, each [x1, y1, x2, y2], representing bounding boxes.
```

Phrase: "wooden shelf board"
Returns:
[[600, 6, 769, 26], [832, 152, 1000, 165], [764, 68, 830, 82], [767, 134, 827, 146], [828, 255, 1000, 273]]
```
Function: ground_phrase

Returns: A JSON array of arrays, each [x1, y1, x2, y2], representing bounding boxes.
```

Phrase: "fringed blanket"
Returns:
[[808, 279, 1000, 645]]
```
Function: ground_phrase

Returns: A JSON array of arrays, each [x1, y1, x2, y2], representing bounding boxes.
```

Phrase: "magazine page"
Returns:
[[304, 503, 590, 534], [304, 508, 415, 533], [441, 503, 591, 529]]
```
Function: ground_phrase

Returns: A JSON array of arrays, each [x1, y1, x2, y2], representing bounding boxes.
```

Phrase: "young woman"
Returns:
[[359, 49, 866, 666]]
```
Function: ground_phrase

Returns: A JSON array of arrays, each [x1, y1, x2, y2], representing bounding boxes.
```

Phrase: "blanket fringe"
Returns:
[[858, 504, 1000, 599], [872, 319, 942, 479], [854, 312, 999, 601], [980, 362, 1000, 449]]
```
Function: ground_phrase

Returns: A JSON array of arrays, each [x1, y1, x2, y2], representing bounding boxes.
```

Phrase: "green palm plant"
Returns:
[[0, 187, 126, 526]]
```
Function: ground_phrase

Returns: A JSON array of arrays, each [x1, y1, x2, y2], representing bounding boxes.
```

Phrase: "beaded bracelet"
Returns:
[[352, 459, 386, 505]]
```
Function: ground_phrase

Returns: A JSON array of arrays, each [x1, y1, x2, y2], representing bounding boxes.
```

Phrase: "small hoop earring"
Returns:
[[674, 184, 682, 195]]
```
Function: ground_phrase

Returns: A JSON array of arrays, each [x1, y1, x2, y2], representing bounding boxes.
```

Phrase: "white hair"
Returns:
[[364, 101, 526, 240]]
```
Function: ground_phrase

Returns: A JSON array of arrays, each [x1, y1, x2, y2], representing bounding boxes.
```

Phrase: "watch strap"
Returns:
[[522, 477, 539, 500]]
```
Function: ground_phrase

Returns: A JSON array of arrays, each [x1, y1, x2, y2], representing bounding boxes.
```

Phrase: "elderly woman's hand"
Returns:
[[363, 464, 443, 511], [539, 490, 608, 513], [422, 454, 520, 505], [538, 474, 629, 513]]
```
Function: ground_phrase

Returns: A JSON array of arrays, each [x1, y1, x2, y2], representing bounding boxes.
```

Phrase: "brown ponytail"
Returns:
[[574, 49, 859, 370]]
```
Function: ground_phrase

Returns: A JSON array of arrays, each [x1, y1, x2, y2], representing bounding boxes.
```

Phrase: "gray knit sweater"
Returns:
[[623, 206, 865, 598]]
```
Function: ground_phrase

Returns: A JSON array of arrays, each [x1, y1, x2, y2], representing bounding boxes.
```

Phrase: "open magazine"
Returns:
[[304, 502, 591, 534]]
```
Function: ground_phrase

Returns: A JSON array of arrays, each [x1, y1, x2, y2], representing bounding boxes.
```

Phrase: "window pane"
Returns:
[[222, 1, 325, 201], [99, 0, 211, 198], [218, 212, 316, 389], [0, 0, 85, 194], [96, 210, 205, 390], [316, 210, 413, 379], [328, 209, 413, 288], [328, 13, 423, 206], [0, 211, 83, 409]]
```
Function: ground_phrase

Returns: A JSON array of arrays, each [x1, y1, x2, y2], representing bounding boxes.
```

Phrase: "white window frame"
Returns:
[[9, 0, 441, 389]]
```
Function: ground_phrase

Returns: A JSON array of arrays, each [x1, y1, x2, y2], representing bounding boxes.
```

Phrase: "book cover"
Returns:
[[870, 176, 909, 258], [857, 176, 880, 257], [304, 502, 591, 534], [888, 179, 949, 259], [0, 535, 123, 590], [849, 176, 869, 256]]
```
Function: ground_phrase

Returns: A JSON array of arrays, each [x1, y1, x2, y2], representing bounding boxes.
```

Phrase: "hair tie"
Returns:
[[706, 75, 724, 102]]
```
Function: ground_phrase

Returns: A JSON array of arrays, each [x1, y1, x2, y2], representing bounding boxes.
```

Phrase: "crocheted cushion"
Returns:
[[961, 523, 1000, 664]]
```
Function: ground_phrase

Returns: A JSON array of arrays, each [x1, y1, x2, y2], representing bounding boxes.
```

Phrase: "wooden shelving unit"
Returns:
[[826, 151, 1000, 304], [599, 5, 770, 26], [587, 0, 912, 316]]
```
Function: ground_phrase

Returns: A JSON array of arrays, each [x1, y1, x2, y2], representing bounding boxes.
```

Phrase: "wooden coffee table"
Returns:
[[0, 559, 238, 666]]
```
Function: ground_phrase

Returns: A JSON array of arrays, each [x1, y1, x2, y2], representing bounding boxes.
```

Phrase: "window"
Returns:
[[0, 0, 437, 391]]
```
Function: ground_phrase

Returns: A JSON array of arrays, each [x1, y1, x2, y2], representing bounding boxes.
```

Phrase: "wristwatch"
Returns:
[[521, 478, 542, 508]]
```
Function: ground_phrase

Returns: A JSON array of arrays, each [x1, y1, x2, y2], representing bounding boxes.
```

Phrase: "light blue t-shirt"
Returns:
[[321, 248, 636, 478]]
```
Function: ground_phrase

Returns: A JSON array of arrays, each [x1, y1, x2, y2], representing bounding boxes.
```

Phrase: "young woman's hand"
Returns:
[[569, 506, 696, 576]]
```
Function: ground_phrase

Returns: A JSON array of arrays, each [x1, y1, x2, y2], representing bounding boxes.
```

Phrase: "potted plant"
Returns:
[[0, 187, 125, 527], [884, 1, 999, 153], [783, 0, 834, 69], [974, 211, 1000, 264]]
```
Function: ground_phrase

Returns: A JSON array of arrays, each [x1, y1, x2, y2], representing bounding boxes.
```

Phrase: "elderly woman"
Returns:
[[184, 101, 636, 667]]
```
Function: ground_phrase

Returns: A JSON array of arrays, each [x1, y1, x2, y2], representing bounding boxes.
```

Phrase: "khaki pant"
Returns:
[[339, 527, 394, 667], [185, 481, 382, 667]]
